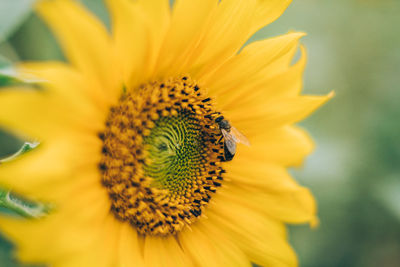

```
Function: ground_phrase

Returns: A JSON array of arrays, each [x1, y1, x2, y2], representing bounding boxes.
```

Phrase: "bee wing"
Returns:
[[230, 126, 251, 146], [221, 129, 237, 155]]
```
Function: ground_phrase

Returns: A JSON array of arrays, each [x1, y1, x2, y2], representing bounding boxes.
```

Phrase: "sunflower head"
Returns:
[[0, 0, 332, 266], [99, 76, 227, 235]]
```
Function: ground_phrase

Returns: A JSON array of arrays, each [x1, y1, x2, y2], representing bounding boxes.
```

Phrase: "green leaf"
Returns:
[[0, 54, 21, 87], [0, 191, 47, 219], [0, 59, 42, 89], [0, 142, 39, 163], [0, 0, 37, 43], [0, 142, 48, 218], [0, 73, 22, 87], [0, 60, 45, 218]]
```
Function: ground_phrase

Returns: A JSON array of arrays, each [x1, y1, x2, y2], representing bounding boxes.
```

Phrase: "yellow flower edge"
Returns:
[[0, 0, 333, 266]]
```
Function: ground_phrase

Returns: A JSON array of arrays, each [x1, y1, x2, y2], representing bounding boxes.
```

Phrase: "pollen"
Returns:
[[99, 76, 226, 236]]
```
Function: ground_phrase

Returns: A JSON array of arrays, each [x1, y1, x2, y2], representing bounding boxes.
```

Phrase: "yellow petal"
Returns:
[[251, 0, 292, 33], [0, 88, 103, 140], [136, 0, 170, 77], [0, 217, 93, 265], [0, 136, 102, 201], [46, 216, 120, 267], [35, 0, 119, 100], [225, 161, 301, 192], [219, 184, 317, 226], [222, 45, 308, 110], [0, 189, 111, 265], [106, 0, 152, 88], [237, 126, 315, 166], [18, 62, 111, 113], [158, 0, 292, 78], [201, 33, 306, 106], [189, 0, 293, 79], [187, 0, 256, 77], [179, 225, 222, 267], [144, 235, 193, 267], [91, 216, 120, 267], [136, 0, 170, 40], [200, 223, 252, 267], [207, 191, 297, 267], [154, 0, 218, 76], [118, 223, 145, 267], [179, 220, 251, 267], [54, 253, 111, 267], [230, 92, 334, 135]]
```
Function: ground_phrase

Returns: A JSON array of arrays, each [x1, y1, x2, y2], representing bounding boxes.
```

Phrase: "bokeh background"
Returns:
[[0, 0, 399, 266]]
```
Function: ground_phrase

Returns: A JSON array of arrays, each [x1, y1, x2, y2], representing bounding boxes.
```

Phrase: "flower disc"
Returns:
[[99, 77, 226, 235]]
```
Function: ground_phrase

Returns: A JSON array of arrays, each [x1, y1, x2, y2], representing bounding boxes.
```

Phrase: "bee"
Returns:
[[215, 115, 250, 161]]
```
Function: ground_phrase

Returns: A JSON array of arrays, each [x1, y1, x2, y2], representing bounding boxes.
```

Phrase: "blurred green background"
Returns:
[[0, 0, 399, 266]]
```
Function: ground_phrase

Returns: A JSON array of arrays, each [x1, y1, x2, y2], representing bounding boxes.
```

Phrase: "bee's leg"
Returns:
[[216, 135, 223, 144]]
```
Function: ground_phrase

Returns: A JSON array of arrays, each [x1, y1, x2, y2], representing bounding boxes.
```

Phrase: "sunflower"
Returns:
[[0, 0, 332, 266]]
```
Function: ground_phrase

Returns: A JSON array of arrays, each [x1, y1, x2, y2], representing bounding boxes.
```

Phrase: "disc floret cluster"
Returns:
[[99, 77, 227, 235]]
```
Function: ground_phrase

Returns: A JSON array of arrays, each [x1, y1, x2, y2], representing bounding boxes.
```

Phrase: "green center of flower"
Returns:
[[99, 77, 226, 236], [143, 110, 208, 197]]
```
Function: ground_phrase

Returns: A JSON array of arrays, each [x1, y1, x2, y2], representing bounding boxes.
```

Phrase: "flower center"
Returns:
[[99, 77, 226, 236]]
